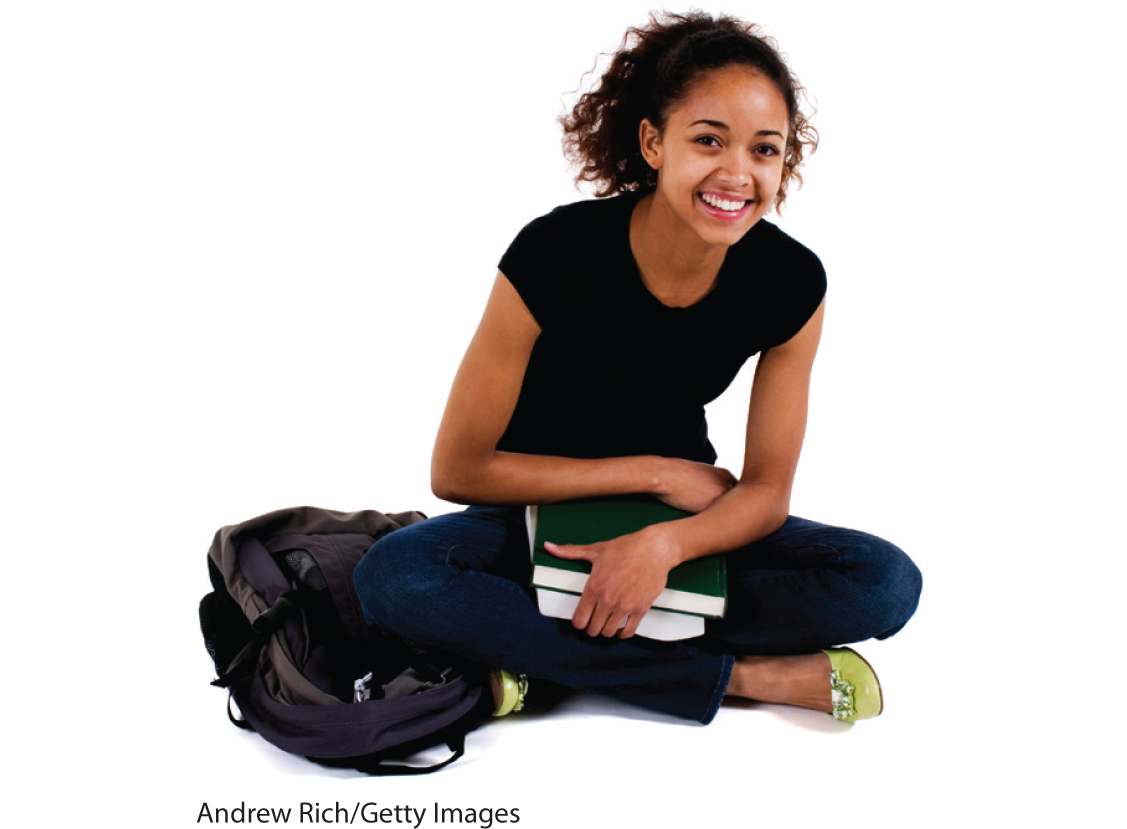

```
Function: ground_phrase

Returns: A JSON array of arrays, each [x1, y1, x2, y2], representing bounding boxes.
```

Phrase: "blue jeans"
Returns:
[[353, 506, 922, 724]]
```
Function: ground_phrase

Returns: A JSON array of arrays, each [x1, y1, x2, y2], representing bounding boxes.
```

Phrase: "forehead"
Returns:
[[670, 66, 789, 132]]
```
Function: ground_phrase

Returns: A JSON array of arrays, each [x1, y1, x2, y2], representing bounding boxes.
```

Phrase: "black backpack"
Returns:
[[199, 505, 487, 774]]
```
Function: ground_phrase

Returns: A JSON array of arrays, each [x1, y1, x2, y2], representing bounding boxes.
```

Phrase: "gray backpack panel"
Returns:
[[200, 506, 484, 772]]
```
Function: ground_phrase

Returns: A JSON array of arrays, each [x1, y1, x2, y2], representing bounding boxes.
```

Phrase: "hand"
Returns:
[[653, 458, 737, 514], [545, 526, 679, 639]]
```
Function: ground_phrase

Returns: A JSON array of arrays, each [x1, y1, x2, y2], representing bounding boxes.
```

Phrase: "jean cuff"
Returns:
[[699, 653, 733, 724]]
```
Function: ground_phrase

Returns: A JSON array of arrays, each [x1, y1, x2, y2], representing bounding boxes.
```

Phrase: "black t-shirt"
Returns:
[[497, 193, 826, 464]]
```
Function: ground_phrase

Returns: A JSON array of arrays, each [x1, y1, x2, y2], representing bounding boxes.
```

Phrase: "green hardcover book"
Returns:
[[526, 496, 727, 641]]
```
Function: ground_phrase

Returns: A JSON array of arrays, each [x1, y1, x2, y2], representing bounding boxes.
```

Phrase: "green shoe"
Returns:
[[823, 648, 883, 721], [489, 669, 529, 717]]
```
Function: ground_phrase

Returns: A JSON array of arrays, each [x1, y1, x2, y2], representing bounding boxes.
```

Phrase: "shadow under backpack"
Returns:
[[199, 505, 489, 774]]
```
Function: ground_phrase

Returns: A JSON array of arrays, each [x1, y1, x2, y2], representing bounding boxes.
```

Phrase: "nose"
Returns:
[[718, 148, 754, 185]]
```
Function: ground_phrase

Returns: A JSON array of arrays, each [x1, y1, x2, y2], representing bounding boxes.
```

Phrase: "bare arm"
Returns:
[[430, 272, 736, 508]]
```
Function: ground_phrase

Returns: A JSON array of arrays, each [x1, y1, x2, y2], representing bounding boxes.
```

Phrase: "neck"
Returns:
[[629, 193, 728, 307]]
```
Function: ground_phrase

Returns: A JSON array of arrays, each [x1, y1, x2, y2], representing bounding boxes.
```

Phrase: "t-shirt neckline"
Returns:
[[621, 191, 729, 312]]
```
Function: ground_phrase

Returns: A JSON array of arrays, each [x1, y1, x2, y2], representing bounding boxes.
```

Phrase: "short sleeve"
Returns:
[[497, 212, 561, 329], [759, 229, 827, 349], [780, 246, 826, 345]]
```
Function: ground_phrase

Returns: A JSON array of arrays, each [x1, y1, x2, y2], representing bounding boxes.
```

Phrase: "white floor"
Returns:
[[167, 602, 1117, 828], [5, 2, 1124, 826], [42, 484, 1121, 829]]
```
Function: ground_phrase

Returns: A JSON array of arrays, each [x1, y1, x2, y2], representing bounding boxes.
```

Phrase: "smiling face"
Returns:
[[639, 65, 789, 251]]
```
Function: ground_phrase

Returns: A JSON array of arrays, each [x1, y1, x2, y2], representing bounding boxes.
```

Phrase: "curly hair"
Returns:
[[560, 11, 818, 211]]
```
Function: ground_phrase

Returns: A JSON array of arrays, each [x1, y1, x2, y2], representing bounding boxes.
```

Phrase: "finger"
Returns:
[[584, 602, 615, 638], [544, 541, 596, 561], [618, 611, 645, 639], [571, 591, 596, 631], [600, 610, 629, 638]]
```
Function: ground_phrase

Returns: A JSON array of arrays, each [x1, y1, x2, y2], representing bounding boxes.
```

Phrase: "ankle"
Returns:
[[727, 653, 832, 713]]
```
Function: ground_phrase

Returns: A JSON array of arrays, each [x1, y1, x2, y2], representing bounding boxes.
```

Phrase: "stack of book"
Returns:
[[526, 496, 727, 641]]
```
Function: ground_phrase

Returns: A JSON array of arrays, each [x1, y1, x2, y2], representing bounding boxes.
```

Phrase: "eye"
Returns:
[[694, 135, 722, 148], [754, 144, 782, 156]]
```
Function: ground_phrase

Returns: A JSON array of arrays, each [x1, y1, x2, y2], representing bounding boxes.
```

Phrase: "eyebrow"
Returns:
[[689, 119, 785, 138]]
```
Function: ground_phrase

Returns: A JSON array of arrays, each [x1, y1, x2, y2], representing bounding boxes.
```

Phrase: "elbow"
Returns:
[[769, 486, 794, 532], [431, 478, 472, 506], [763, 483, 792, 532], [429, 476, 458, 504], [430, 451, 488, 505], [736, 478, 791, 534], [430, 463, 469, 505], [766, 502, 789, 535]]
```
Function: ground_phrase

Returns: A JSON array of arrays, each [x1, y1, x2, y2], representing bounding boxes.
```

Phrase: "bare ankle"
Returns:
[[726, 653, 832, 713]]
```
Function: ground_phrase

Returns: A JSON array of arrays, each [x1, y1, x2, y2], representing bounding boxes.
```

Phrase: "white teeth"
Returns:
[[701, 193, 746, 212]]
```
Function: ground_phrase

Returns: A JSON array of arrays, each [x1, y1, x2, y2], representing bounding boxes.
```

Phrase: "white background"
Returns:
[[3, 1, 1124, 826]]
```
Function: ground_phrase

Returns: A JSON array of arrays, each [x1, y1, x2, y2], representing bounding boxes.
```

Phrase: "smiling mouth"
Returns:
[[699, 193, 750, 212]]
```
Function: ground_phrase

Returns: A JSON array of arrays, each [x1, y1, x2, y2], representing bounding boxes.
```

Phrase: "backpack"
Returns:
[[199, 505, 487, 774]]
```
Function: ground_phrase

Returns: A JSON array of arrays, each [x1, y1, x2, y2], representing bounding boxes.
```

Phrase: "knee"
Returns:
[[841, 531, 923, 639], [353, 528, 434, 632]]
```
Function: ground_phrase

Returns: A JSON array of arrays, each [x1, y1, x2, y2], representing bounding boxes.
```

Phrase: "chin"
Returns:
[[697, 214, 763, 247]]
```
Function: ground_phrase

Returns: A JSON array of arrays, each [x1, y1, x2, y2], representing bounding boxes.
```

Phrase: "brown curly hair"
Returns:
[[560, 11, 818, 211]]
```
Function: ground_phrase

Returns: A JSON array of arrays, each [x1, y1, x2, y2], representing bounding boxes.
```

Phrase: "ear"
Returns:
[[639, 118, 663, 171]]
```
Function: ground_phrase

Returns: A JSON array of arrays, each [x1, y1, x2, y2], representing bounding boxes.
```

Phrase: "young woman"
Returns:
[[355, 12, 921, 724]]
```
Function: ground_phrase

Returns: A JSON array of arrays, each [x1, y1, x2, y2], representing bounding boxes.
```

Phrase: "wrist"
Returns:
[[641, 455, 673, 499], [641, 522, 687, 570]]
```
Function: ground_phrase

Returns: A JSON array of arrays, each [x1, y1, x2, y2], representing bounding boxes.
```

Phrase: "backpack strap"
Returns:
[[314, 732, 467, 776], [210, 592, 298, 689], [226, 692, 253, 731]]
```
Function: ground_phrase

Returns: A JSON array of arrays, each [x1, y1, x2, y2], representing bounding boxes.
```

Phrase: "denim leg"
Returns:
[[353, 506, 732, 724], [704, 516, 923, 654]]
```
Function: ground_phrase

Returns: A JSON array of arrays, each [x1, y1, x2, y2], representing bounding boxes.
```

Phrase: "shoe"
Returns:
[[822, 648, 883, 721], [489, 669, 529, 717]]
